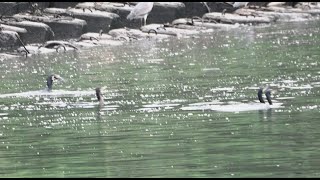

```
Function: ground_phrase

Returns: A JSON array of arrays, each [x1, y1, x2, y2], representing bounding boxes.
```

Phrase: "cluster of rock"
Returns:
[[0, 2, 319, 60]]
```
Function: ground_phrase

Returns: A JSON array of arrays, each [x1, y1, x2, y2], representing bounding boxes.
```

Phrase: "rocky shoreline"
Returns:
[[0, 2, 320, 60]]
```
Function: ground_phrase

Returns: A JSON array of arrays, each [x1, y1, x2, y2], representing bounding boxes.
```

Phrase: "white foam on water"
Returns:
[[181, 106, 211, 111], [35, 100, 120, 110], [142, 103, 180, 108], [311, 82, 320, 85], [210, 102, 283, 112], [138, 102, 178, 112], [202, 68, 220, 71], [210, 87, 235, 92], [282, 84, 313, 89], [146, 58, 164, 64], [98, 107, 118, 111], [181, 100, 284, 113], [169, 99, 187, 103], [280, 80, 298, 83], [181, 101, 224, 111], [188, 100, 224, 106], [276, 97, 295, 100], [246, 86, 260, 90], [0, 89, 121, 111], [0, 89, 95, 98], [136, 107, 162, 112]]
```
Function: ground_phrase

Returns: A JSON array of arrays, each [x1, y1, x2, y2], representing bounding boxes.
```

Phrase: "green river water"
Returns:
[[0, 20, 320, 177]]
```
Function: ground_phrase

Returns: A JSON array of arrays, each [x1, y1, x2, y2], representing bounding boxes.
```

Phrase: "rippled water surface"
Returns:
[[1, 21, 320, 177]]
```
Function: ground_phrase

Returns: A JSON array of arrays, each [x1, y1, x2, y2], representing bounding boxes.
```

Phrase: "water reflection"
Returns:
[[258, 109, 273, 121]]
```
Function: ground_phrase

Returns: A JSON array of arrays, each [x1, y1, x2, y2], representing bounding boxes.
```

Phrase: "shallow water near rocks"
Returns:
[[0, 20, 320, 177]]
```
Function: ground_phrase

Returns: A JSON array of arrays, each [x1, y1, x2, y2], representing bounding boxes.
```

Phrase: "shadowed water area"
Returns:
[[0, 20, 320, 177]]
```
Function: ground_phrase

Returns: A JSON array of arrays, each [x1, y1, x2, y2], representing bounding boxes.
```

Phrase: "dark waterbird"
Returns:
[[95, 87, 104, 105], [46, 74, 63, 91], [258, 86, 272, 105]]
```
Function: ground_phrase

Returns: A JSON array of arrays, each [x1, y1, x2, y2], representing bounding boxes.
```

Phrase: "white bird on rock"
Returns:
[[233, 2, 249, 8], [127, 2, 154, 27]]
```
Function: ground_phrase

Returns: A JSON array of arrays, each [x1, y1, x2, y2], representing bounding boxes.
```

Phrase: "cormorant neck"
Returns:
[[47, 75, 53, 91], [96, 88, 104, 104], [265, 90, 272, 105], [258, 88, 265, 103]]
